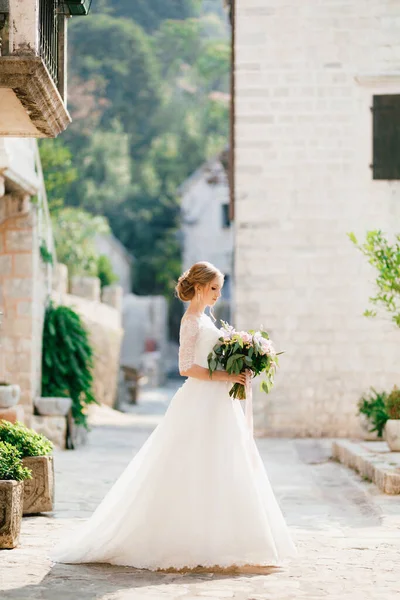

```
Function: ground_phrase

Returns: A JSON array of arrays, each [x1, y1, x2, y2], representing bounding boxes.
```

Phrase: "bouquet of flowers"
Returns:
[[207, 321, 282, 400]]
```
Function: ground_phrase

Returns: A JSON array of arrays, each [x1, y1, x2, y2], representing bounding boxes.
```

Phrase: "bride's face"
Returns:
[[201, 276, 223, 307]]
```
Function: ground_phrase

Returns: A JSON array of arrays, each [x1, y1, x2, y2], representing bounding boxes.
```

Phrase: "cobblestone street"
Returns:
[[1, 382, 400, 600]]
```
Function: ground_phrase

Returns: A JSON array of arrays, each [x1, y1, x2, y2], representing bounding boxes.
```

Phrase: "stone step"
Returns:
[[332, 439, 400, 495]]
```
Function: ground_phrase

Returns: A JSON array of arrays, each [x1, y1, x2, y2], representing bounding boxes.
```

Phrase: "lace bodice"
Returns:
[[178, 313, 221, 373]]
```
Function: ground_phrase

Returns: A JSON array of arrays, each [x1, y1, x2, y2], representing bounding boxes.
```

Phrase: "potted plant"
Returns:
[[0, 420, 54, 514], [357, 388, 389, 439], [384, 388, 400, 451], [0, 382, 21, 409], [0, 441, 32, 548]]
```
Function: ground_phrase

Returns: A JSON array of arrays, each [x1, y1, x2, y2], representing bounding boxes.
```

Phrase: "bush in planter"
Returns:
[[0, 421, 54, 514], [0, 441, 32, 548], [42, 301, 98, 429], [384, 387, 400, 451], [0, 420, 53, 456], [357, 388, 389, 438], [386, 387, 400, 420], [0, 440, 32, 481]]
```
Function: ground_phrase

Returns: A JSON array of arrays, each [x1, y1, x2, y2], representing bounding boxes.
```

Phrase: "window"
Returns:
[[372, 94, 400, 180], [222, 203, 230, 228]]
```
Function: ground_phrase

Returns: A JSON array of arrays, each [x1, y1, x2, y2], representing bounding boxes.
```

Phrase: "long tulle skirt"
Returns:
[[51, 378, 297, 570]]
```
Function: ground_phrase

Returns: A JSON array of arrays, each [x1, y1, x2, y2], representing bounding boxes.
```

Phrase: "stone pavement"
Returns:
[[1, 380, 400, 600]]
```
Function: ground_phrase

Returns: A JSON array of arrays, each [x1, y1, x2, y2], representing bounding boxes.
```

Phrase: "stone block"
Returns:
[[5, 230, 32, 252], [3, 277, 32, 299], [102, 284, 123, 313], [16, 301, 32, 317], [31, 415, 67, 450], [70, 275, 101, 302], [1, 316, 32, 337], [52, 263, 68, 295], [22, 456, 54, 514], [0, 255, 12, 276], [0, 405, 25, 424], [13, 254, 33, 277], [332, 440, 400, 495], [0, 480, 24, 548]]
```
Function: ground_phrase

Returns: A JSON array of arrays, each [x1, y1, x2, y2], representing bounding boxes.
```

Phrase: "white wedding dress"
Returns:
[[51, 312, 297, 570]]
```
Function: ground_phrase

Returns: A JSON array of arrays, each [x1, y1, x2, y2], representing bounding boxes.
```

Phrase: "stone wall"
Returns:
[[234, 1, 400, 437], [0, 191, 47, 423], [52, 269, 123, 408]]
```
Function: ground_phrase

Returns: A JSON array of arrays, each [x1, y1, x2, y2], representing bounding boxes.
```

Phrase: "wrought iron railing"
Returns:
[[38, 0, 60, 86]]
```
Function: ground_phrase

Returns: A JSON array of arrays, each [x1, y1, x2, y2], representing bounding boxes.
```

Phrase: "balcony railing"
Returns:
[[39, 0, 60, 86]]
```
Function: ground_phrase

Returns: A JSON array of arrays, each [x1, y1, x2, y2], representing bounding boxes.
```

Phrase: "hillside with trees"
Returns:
[[41, 0, 230, 297]]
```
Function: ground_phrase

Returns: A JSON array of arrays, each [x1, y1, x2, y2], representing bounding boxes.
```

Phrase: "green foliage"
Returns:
[[39, 241, 53, 265], [386, 387, 400, 420], [194, 41, 230, 91], [98, 0, 199, 32], [42, 302, 97, 429], [53, 207, 110, 277], [38, 138, 78, 212], [68, 15, 162, 145], [348, 230, 400, 327], [0, 420, 53, 457], [0, 441, 32, 482], [97, 254, 118, 289], [357, 388, 389, 438], [47, 1, 230, 298]]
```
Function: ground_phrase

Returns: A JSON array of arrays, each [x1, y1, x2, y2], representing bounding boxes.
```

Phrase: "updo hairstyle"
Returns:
[[175, 262, 223, 302]]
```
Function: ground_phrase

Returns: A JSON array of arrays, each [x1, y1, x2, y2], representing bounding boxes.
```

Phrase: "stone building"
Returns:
[[0, 138, 50, 424], [180, 153, 233, 320], [233, 1, 400, 437], [0, 0, 86, 137], [94, 232, 134, 295]]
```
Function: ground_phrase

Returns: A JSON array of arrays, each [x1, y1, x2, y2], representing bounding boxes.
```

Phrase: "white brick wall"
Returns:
[[234, 0, 400, 437]]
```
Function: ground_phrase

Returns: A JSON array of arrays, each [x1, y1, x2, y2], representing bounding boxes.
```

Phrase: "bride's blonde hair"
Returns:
[[175, 261, 224, 305]]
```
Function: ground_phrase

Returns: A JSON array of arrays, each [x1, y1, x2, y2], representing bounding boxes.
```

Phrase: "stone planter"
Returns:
[[0, 480, 24, 548], [22, 456, 54, 514], [385, 420, 400, 452], [0, 384, 20, 409], [35, 397, 72, 417]]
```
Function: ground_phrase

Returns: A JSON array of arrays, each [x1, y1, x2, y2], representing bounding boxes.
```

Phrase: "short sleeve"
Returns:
[[179, 315, 201, 373]]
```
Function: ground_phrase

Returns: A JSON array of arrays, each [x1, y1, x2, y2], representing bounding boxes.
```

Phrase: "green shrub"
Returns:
[[0, 441, 32, 481], [348, 230, 400, 327], [0, 420, 53, 457], [386, 387, 400, 420], [357, 388, 389, 438], [42, 302, 98, 429], [97, 254, 118, 289]]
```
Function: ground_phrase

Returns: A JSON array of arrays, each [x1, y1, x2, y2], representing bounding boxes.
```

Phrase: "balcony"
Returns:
[[0, 0, 71, 137]]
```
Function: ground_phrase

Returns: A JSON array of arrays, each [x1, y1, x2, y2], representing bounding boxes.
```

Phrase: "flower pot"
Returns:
[[0, 384, 20, 409], [22, 456, 54, 514], [0, 480, 24, 548], [385, 420, 400, 451]]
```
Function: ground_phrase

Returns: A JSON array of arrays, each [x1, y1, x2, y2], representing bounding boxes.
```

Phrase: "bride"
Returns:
[[51, 261, 297, 570]]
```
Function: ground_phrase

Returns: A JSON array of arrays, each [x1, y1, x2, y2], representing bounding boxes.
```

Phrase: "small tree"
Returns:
[[348, 230, 400, 327]]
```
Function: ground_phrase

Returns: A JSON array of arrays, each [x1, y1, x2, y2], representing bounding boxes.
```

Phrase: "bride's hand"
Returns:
[[227, 371, 248, 385]]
